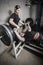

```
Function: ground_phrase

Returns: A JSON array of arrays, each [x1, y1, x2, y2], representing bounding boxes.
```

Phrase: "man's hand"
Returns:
[[17, 25, 20, 29], [14, 29, 25, 42], [19, 20, 25, 25], [20, 33, 25, 37]]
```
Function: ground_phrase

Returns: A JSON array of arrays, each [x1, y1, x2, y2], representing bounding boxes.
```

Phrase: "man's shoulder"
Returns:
[[10, 13, 16, 18], [11, 13, 15, 16], [11, 13, 17, 17]]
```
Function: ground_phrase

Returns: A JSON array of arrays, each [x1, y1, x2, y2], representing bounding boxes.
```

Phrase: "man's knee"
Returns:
[[34, 32, 40, 40]]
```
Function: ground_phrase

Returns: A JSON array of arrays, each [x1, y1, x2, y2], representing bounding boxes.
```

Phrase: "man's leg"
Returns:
[[34, 32, 40, 40]]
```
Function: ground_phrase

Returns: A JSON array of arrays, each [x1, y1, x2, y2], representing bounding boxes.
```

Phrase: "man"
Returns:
[[22, 18, 43, 43], [8, 5, 24, 29], [8, 5, 25, 42]]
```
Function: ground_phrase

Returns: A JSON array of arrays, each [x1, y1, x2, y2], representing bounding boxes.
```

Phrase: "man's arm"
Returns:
[[19, 20, 24, 25], [9, 18, 19, 28], [14, 29, 25, 42], [23, 25, 28, 33], [23, 23, 31, 33], [28, 23, 32, 32]]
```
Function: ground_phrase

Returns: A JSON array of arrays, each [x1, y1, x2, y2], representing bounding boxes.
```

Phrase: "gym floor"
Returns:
[[0, 40, 43, 65]]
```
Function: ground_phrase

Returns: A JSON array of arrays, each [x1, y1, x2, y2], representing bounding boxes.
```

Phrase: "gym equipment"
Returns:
[[24, 40, 43, 57], [0, 24, 24, 58], [0, 24, 14, 46]]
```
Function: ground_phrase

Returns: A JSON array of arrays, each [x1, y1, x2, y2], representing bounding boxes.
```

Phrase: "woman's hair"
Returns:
[[14, 5, 20, 11]]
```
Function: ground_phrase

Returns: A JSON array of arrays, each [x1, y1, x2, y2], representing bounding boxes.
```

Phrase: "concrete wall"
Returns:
[[0, 0, 30, 24], [30, 5, 37, 23], [30, 4, 43, 25]]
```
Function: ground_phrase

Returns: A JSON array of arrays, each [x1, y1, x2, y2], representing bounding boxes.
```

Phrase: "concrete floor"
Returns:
[[0, 40, 43, 65], [0, 40, 8, 54]]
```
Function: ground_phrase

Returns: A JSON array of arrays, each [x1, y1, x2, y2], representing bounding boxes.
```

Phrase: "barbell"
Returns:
[[0, 24, 15, 46]]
